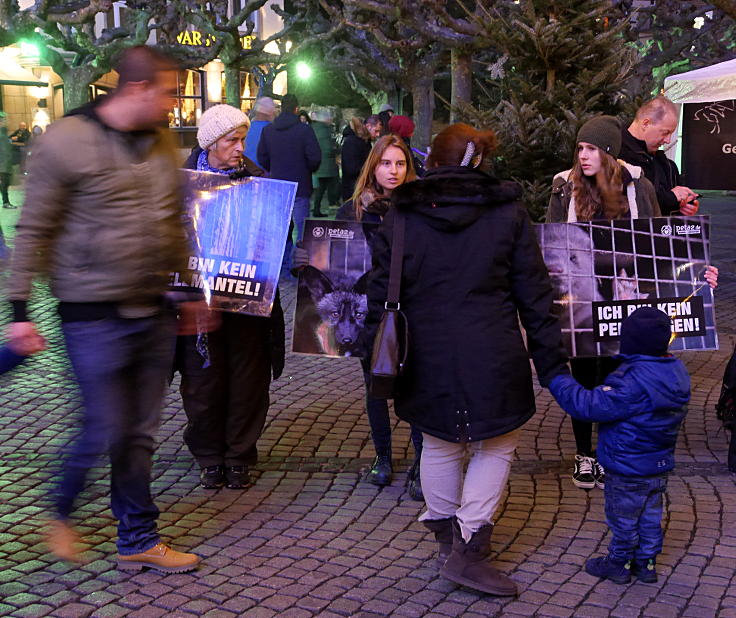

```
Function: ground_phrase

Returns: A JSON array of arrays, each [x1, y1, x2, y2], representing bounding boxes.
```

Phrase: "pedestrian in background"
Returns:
[[178, 104, 285, 490], [388, 115, 425, 176], [9, 120, 30, 173], [364, 115, 383, 141], [311, 108, 340, 217], [0, 113, 14, 208], [620, 96, 699, 216], [6, 46, 207, 573], [244, 97, 276, 169], [365, 123, 569, 595], [378, 103, 394, 136], [340, 117, 372, 201], [550, 308, 689, 584], [258, 94, 321, 263]]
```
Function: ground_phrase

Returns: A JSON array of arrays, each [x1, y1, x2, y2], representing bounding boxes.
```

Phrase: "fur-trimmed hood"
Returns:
[[392, 166, 522, 231]]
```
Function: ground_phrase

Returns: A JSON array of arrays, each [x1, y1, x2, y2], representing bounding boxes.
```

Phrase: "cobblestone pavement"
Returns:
[[1, 191, 735, 618]]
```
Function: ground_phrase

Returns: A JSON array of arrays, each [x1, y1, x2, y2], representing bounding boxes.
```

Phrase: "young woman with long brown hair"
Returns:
[[296, 134, 423, 497], [547, 116, 660, 224], [547, 115, 661, 491]]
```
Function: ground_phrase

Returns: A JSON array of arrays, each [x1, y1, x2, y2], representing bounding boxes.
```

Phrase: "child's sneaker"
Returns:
[[572, 454, 596, 489], [630, 558, 657, 583], [594, 460, 605, 489], [585, 555, 631, 584]]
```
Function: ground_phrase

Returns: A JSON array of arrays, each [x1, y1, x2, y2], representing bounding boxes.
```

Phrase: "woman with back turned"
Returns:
[[365, 123, 569, 595]]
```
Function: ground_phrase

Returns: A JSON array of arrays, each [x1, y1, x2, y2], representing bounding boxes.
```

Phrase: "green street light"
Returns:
[[19, 41, 40, 58], [295, 61, 312, 80]]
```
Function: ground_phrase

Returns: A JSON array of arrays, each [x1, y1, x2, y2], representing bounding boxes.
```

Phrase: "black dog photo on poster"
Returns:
[[535, 216, 717, 358], [293, 219, 379, 357]]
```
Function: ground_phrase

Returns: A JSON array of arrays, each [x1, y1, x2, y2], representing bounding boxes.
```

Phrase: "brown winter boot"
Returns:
[[440, 519, 518, 596], [422, 517, 454, 567]]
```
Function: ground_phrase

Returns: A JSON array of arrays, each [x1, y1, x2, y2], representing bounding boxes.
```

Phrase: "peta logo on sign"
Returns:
[[312, 227, 325, 238], [327, 228, 354, 240], [661, 225, 672, 236], [675, 224, 701, 236]]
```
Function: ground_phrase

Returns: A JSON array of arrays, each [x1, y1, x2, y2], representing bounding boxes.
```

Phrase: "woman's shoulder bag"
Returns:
[[369, 211, 409, 399]]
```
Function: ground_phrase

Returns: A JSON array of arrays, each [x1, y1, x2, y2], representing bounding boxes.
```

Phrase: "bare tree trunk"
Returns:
[[546, 68, 556, 94], [388, 85, 401, 115], [411, 72, 434, 153], [225, 65, 240, 108], [451, 48, 472, 122], [61, 65, 103, 112]]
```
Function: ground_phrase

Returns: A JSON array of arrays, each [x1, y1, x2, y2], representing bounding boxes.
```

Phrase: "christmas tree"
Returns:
[[462, 0, 636, 221]]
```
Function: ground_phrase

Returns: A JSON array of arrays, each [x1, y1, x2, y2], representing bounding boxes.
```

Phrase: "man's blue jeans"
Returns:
[[284, 196, 312, 271], [292, 196, 311, 243], [605, 471, 668, 562], [58, 311, 176, 555]]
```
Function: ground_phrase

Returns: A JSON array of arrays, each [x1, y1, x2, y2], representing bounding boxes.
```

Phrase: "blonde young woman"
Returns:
[[295, 134, 423, 497]]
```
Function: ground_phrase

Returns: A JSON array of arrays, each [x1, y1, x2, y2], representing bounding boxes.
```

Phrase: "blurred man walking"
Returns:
[[6, 46, 203, 573]]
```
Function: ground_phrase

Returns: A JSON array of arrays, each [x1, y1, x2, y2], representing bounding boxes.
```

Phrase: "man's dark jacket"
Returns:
[[257, 111, 321, 198], [9, 127, 30, 145], [620, 128, 681, 215], [340, 125, 371, 200], [365, 166, 569, 442]]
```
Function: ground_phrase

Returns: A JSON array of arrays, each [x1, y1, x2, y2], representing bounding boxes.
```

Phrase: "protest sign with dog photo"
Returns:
[[535, 215, 717, 358], [292, 219, 379, 358], [169, 170, 296, 317]]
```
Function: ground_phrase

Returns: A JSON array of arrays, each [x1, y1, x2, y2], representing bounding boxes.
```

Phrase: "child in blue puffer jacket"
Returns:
[[550, 307, 690, 585]]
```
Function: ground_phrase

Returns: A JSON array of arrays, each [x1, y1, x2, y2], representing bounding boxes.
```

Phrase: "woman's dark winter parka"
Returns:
[[365, 166, 569, 442]]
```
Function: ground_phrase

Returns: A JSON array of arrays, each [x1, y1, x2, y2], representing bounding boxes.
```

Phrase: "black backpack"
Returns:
[[716, 346, 736, 429]]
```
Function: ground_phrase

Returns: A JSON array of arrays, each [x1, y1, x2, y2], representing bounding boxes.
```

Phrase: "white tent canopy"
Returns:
[[664, 58, 736, 104], [0, 50, 47, 87]]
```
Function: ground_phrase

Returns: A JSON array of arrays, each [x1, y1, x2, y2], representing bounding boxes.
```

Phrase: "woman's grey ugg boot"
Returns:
[[422, 517, 454, 567], [439, 519, 517, 596]]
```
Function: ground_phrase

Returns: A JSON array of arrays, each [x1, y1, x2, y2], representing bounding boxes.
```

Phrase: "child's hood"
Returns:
[[616, 354, 690, 410]]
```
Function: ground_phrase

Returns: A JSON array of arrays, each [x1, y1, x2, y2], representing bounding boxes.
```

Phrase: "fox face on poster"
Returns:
[[293, 219, 377, 357]]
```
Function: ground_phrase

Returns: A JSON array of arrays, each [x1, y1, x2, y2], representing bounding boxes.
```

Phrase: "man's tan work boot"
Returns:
[[45, 519, 87, 563], [117, 542, 201, 573]]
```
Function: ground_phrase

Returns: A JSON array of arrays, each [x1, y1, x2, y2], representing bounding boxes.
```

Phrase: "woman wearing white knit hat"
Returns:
[[190, 104, 259, 174], [179, 104, 285, 491]]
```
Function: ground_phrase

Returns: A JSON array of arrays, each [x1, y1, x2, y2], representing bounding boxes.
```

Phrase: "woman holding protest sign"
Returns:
[[294, 134, 424, 499], [177, 104, 285, 491], [364, 123, 569, 596], [546, 114, 717, 491]]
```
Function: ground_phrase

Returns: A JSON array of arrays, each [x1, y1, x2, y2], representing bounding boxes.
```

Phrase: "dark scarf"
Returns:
[[358, 187, 391, 218]]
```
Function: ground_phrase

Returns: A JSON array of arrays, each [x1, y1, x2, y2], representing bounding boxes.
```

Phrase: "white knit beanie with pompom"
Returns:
[[197, 104, 250, 150]]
